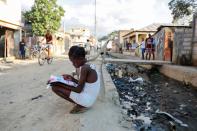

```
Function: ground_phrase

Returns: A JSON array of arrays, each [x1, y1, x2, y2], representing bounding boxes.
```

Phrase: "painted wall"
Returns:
[[154, 29, 164, 60]]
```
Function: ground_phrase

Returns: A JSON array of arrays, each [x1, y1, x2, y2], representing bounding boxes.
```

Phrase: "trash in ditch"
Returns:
[[155, 110, 188, 127], [31, 95, 43, 101], [128, 77, 143, 83], [106, 62, 196, 130]]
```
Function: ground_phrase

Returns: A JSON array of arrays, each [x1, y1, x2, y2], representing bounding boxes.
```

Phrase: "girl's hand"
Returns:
[[62, 74, 73, 81]]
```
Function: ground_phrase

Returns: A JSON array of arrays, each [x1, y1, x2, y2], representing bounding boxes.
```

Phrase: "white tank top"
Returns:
[[79, 64, 100, 100]]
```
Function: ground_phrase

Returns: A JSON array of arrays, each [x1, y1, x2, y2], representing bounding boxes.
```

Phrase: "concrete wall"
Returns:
[[159, 65, 197, 88], [174, 28, 193, 65], [192, 14, 197, 66], [0, 0, 22, 60]]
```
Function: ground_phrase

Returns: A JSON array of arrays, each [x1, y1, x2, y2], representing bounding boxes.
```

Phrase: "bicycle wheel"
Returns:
[[31, 51, 38, 59], [47, 57, 53, 64], [38, 51, 47, 66]]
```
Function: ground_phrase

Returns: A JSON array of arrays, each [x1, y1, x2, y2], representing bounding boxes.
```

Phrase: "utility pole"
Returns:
[[95, 0, 97, 38]]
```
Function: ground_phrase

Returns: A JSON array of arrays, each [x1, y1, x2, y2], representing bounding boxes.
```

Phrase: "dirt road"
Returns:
[[0, 58, 126, 131]]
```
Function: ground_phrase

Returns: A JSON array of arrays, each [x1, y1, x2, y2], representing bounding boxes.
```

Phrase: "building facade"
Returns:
[[123, 23, 171, 56], [117, 30, 131, 49], [0, 0, 22, 60], [69, 28, 91, 47]]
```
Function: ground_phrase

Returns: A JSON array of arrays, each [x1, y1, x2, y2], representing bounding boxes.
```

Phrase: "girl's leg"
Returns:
[[51, 85, 75, 104], [52, 85, 88, 113]]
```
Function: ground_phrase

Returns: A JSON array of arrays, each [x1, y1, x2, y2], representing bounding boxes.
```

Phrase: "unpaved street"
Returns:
[[0, 58, 125, 131], [0, 58, 80, 131]]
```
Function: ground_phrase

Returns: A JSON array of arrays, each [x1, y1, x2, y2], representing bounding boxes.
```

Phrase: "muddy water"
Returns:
[[106, 63, 197, 131]]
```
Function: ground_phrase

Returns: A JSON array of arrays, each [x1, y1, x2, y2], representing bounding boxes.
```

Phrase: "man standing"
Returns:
[[145, 34, 155, 60], [19, 38, 26, 59], [84, 39, 90, 55], [141, 38, 146, 60]]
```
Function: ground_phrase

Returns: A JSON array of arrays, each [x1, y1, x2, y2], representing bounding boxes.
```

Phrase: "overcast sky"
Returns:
[[20, 0, 173, 37]]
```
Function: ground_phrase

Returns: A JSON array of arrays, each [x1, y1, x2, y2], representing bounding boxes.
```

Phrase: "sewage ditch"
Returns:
[[106, 63, 197, 131]]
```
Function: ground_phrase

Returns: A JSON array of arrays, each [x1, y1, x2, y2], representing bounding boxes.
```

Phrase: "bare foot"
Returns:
[[70, 105, 88, 114]]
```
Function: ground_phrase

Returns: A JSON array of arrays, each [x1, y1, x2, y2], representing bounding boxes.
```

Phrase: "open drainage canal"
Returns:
[[106, 63, 197, 131]]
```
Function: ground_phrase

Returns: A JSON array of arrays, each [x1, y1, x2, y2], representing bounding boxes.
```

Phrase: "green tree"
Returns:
[[99, 31, 118, 41], [168, 0, 196, 22], [24, 0, 65, 36]]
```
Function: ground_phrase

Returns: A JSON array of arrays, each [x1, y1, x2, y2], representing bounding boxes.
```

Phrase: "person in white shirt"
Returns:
[[141, 38, 146, 60]]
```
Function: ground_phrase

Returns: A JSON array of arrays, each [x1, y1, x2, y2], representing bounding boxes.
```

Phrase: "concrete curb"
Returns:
[[102, 63, 120, 104], [158, 65, 197, 88], [79, 61, 127, 131], [107, 52, 197, 88]]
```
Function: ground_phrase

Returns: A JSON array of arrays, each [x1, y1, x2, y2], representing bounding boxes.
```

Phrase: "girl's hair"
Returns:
[[68, 46, 85, 59]]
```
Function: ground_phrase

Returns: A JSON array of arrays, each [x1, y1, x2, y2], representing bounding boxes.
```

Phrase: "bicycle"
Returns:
[[30, 44, 40, 59], [38, 44, 53, 66]]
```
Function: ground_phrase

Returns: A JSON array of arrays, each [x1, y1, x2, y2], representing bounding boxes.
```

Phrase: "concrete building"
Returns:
[[0, 0, 23, 60], [117, 30, 133, 49], [153, 13, 197, 66], [153, 25, 192, 64], [69, 28, 91, 47], [64, 32, 71, 53], [53, 28, 66, 56], [123, 23, 167, 56]]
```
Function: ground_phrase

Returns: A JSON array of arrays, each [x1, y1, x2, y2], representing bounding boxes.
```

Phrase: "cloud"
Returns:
[[20, 0, 34, 11], [62, 0, 173, 37], [20, 0, 173, 37]]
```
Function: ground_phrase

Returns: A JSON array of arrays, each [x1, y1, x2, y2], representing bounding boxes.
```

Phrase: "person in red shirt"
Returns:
[[145, 34, 155, 60], [43, 30, 53, 59]]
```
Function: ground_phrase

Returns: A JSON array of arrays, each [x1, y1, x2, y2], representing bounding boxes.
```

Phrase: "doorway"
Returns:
[[0, 27, 5, 58]]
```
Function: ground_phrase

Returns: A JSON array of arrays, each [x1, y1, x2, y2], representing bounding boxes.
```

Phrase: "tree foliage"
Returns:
[[99, 31, 118, 41], [24, 0, 65, 36], [168, 0, 196, 21]]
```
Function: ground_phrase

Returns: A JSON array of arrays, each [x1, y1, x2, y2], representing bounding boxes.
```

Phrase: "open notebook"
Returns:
[[47, 75, 78, 89]]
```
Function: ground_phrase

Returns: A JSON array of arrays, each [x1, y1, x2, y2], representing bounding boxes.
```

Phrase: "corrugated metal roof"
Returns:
[[136, 23, 172, 32], [123, 23, 172, 37]]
